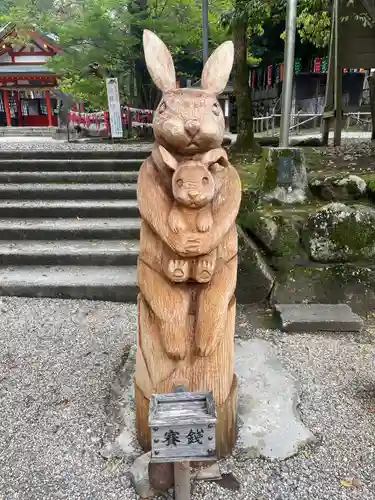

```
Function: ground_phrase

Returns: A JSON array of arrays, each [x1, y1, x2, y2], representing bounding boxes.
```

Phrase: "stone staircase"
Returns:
[[0, 149, 148, 302]]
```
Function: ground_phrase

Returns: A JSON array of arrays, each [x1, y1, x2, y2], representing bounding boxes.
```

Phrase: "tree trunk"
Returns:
[[231, 10, 260, 153], [368, 73, 375, 141]]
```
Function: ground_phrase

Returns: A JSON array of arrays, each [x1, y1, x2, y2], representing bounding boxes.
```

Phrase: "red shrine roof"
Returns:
[[0, 23, 61, 87]]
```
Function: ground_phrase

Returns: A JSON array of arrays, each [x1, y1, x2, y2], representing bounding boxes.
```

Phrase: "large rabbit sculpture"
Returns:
[[135, 30, 242, 457]]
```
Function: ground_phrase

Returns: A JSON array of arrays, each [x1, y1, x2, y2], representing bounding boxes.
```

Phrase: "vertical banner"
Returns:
[[106, 78, 123, 138]]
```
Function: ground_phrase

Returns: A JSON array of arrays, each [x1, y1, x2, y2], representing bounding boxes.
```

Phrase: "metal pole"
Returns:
[[202, 0, 209, 64], [279, 0, 298, 146]]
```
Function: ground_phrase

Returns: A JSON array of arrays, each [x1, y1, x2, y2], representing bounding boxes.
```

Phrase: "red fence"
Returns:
[[67, 106, 154, 137]]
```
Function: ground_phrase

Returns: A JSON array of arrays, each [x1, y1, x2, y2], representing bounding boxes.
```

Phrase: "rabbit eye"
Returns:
[[159, 101, 167, 113], [202, 177, 209, 185], [212, 103, 220, 116], [177, 179, 183, 187]]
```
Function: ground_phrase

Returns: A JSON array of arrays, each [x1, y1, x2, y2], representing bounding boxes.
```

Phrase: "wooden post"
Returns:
[[45, 90, 53, 127], [16, 91, 23, 127], [136, 30, 240, 459], [174, 462, 190, 500], [3, 90, 11, 127], [333, 0, 342, 147], [173, 384, 190, 500], [322, 19, 335, 146]]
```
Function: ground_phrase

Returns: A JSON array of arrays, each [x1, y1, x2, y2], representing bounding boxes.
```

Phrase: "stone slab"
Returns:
[[236, 338, 314, 459], [111, 339, 314, 461], [0, 170, 138, 183], [0, 265, 138, 302], [274, 303, 363, 333]]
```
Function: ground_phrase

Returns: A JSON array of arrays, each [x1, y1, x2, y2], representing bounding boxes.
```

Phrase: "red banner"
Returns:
[[267, 65, 273, 87]]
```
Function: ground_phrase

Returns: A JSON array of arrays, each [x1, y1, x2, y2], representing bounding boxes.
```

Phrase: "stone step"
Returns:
[[0, 158, 143, 172], [0, 183, 137, 200], [0, 265, 138, 302], [0, 150, 150, 160], [0, 240, 139, 265], [0, 200, 139, 218], [274, 304, 364, 333], [0, 127, 56, 137], [0, 171, 139, 183], [0, 218, 141, 240]]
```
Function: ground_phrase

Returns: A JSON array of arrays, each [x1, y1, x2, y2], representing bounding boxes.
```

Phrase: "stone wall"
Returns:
[[236, 148, 375, 314]]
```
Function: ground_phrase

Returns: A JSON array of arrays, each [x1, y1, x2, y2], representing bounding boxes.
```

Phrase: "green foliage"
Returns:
[[0, 0, 234, 109]]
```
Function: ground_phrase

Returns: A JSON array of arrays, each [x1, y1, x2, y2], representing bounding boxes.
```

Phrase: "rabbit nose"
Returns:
[[188, 191, 199, 199], [185, 120, 200, 136]]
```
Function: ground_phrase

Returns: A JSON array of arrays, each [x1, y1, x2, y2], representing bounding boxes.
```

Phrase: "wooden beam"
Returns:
[[333, 0, 343, 147]]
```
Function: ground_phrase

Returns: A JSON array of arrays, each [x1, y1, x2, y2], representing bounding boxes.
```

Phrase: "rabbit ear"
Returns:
[[159, 145, 179, 171], [199, 148, 229, 168], [143, 30, 176, 92], [201, 41, 234, 94]]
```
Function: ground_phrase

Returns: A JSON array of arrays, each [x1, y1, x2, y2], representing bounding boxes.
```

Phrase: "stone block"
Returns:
[[274, 303, 363, 333], [236, 226, 274, 303], [259, 147, 308, 204], [130, 452, 155, 499], [271, 264, 375, 315], [303, 202, 375, 262], [236, 338, 314, 459]]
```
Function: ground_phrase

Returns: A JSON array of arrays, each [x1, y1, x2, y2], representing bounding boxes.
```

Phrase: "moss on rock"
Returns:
[[303, 202, 375, 262], [238, 208, 307, 272], [271, 264, 375, 314], [309, 174, 367, 201]]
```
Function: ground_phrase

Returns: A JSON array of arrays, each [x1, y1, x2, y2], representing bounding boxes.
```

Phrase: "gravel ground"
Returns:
[[1, 298, 375, 500], [0, 137, 152, 151]]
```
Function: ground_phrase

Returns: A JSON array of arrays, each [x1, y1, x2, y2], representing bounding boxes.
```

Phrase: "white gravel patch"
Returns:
[[0, 299, 374, 500], [0, 297, 138, 500]]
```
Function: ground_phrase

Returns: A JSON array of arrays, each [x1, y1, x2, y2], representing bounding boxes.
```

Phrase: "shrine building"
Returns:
[[0, 23, 62, 128]]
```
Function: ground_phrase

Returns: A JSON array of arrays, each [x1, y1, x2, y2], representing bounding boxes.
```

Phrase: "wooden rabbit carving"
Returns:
[[135, 30, 241, 457]]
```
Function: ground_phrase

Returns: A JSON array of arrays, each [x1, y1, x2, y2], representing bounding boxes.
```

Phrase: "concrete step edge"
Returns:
[[0, 240, 140, 255], [0, 265, 138, 302]]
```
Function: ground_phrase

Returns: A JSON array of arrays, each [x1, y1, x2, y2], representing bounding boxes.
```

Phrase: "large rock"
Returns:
[[271, 264, 375, 314], [259, 147, 308, 204], [236, 338, 314, 459], [239, 209, 305, 271], [303, 202, 375, 262], [310, 174, 367, 201], [236, 226, 275, 303]]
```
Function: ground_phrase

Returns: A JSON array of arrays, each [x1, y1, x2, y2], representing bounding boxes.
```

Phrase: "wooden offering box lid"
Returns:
[[149, 392, 216, 427]]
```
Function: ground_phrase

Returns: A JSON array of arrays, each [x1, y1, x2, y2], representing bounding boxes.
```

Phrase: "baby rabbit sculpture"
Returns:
[[135, 29, 242, 457], [161, 145, 218, 284]]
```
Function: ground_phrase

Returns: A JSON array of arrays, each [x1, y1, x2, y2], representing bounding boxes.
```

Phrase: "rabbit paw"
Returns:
[[194, 257, 215, 283], [168, 211, 187, 233], [167, 259, 189, 282], [196, 210, 213, 233], [160, 322, 187, 361], [195, 311, 226, 357]]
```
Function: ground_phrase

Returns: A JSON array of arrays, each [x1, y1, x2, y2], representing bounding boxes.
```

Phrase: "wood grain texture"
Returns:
[[137, 29, 240, 457]]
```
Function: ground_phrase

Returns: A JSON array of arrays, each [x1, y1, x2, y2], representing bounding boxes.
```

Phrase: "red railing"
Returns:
[[67, 106, 154, 137]]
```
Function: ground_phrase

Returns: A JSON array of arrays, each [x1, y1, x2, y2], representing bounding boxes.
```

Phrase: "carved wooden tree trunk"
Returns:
[[135, 30, 241, 457]]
